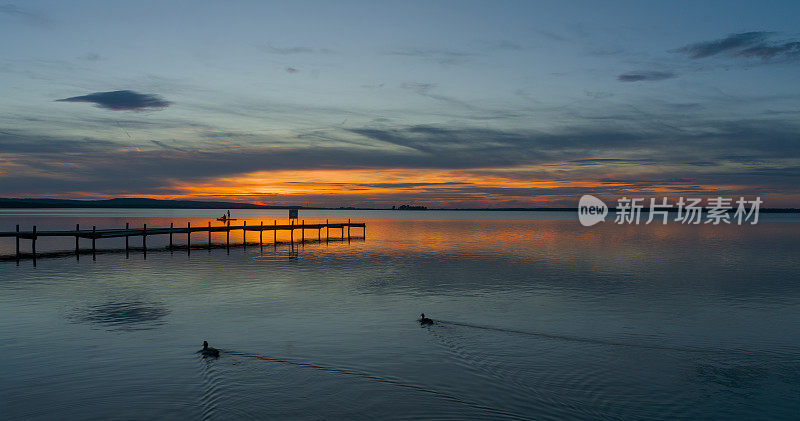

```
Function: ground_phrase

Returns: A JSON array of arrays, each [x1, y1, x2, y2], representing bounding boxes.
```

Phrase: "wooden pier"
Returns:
[[1, 219, 365, 262]]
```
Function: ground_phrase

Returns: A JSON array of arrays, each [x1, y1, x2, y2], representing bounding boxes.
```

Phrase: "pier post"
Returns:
[[143, 223, 147, 251], [301, 220, 304, 244], [274, 220, 277, 243], [326, 219, 329, 240], [290, 220, 294, 245], [243, 221, 246, 247], [341, 222, 344, 240], [92, 225, 96, 258], [15, 224, 20, 259], [125, 223, 129, 252], [169, 222, 173, 249], [32, 225, 37, 259], [260, 221, 263, 246], [76, 224, 80, 258], [208, 221, 211, 250], [31, 225, 37, 266], [348, 218, 351, 239], [187, 222, 191, 255], [226, 220, 230, 252]]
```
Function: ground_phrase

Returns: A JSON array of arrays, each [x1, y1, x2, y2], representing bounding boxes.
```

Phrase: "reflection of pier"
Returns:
[[1, 219, 365, 264]]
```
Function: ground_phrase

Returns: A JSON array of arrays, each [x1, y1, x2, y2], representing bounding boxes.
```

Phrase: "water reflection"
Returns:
[[1, 210, 800, 420]]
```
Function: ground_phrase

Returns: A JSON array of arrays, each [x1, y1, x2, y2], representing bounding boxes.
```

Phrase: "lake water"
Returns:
[[1, 209, 799, 420]]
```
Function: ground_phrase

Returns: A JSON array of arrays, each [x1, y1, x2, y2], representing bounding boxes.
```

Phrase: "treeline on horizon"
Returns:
[[0, 197, 797, 212]]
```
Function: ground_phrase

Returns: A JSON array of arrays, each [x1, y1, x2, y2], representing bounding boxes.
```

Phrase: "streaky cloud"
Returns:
[[672, 31, 769, 59], [0, 3, 48, 25], [617, 71, 676, 82], [672, 31, 800, 61], [56, 90, 171, 111], [260, 43, 331, 55], [737, 41, 800, 60], [79, 52, 102, 61], [389, 47, 474, 65]]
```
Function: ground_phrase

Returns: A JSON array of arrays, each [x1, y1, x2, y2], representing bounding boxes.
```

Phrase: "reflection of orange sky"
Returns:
[[164, 217, 795, 266]]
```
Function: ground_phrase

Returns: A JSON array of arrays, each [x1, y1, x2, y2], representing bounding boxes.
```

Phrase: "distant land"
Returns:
[[0, 198, 797, 212]]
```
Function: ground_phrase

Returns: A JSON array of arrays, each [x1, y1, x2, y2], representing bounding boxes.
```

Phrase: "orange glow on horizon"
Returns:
[[16, 167, 794, 207], [127, 167, 771, 207]]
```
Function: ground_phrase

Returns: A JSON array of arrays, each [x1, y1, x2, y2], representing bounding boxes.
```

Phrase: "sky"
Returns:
[[1, 0, 799, 208]]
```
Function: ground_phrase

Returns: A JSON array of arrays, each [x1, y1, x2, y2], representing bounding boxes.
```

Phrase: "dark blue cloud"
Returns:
[[56, 90, 170, 111], [389, 47, 474, 65], [672, 31, 800, 61], [672, 31, 769, 59], [0, 3, 48, 25], [737, 41, 800, 60], [617, 71, 676, 82], [260, 44, 332, 55]]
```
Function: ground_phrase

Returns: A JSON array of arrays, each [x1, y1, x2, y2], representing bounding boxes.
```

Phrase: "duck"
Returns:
[[199, 341, 220, 357], [419, 313, 434, 325]]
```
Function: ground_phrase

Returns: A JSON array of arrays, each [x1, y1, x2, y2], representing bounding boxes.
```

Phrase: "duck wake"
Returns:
[[222, 349, 531, 420], [197, 355, 224, 421], [434, 320, 720, 354]]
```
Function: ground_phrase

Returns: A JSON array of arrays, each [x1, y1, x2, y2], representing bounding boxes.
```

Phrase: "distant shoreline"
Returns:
[[0, 198, 797, 213]]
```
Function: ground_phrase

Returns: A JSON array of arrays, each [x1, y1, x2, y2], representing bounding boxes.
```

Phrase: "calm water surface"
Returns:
[[1, 209, 799, 420]]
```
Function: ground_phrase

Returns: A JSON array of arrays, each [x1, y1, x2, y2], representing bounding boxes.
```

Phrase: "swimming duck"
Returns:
[[419, 313, 434, 325], [199, 341, 220, 357]]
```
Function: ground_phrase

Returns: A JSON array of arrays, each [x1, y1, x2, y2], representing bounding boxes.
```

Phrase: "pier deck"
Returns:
[[2, 219, 365, 261]]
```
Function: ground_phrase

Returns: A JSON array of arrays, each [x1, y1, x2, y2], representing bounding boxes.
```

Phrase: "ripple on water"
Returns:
[[68, 300, 170, 331]]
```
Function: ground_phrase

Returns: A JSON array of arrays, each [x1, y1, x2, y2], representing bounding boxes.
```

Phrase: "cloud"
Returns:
[[617, 71, 676, 82], [0, 130, 120, 154], [79, 52, 102, 61], [400, 82, 436, 95], [389, 47, 475, 65], [480, 40, 523, 51], [533, 29, 568, 42], [737, 41, 800, 60], [0, 3, 48, 25], [584, 90, 614, 99], [569, 158, 656, 165], [260, 43, 331, 55], [672, 31, 800, 61], [400, 82, 474, 108], [56, 90, 171, 111], [2, 117, 800, 205], [672, 31, 769, 59]]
